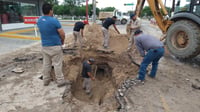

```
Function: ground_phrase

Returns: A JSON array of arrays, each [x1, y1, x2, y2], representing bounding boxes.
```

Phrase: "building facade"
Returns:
[[0, 0, 44, 24]]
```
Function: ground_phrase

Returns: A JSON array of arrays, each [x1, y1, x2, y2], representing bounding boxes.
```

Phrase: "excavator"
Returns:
[[132, 0, 200, 59]]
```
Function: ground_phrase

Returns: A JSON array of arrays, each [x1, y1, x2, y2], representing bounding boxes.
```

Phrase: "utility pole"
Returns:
[[86, 0, 89, 21], [0, 17, 2, 32], [164, 0, 166, 6], [171, 0, 176, 16], [92, 0, 96, 23], [171, 0, 176, 12]]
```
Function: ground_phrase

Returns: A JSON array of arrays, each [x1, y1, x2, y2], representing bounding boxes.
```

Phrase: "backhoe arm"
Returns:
[[135, 0, 173, 33]]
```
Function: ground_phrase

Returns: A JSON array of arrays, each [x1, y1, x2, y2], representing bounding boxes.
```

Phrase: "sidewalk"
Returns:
[[2, 23, 35, 31]]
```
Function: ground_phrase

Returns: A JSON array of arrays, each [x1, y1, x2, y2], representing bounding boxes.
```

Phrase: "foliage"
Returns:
[[141, 6, 152, 17], [44, 0, 59, 6], [53, 2, 100, 17], [140, 6, 171, 17], [100, 7, 115, 11]]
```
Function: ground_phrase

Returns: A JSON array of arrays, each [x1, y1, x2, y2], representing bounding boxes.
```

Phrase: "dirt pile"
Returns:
[[64, 23, 130, 54], [60, 23, 141, 111], [0, 23, 142, 112]]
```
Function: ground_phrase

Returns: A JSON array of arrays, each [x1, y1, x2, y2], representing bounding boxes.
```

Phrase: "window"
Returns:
[[175, 0, 191, 12], [0, 0, 38, 24]]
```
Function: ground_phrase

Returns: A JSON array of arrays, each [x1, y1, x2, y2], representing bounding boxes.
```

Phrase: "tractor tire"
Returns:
[[121, 19, 127, 25], [166, 20, 200, 59]]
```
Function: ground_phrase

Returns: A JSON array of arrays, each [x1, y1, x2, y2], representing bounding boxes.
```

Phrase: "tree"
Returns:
[[44, 0, 59, 6], [64, 0, 85, 6], [53, 1, 100, 18], [141, 6, 152, 17], [141, 6, 172, 17], [100, 7, 115, 11], [53, 5, 68, 15]]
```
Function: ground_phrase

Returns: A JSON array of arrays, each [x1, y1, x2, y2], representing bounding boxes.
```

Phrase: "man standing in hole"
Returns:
[[82, 58, 95, 95], [102, 16, 120, 49]]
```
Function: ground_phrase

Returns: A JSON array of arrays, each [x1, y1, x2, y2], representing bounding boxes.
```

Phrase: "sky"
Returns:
[[58, 0, 174, 12]]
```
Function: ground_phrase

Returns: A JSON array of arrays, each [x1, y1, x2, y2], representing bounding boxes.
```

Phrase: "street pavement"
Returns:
[[0, 21, 76, 55]]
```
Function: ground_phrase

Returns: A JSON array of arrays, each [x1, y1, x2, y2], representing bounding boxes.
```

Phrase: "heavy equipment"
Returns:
[[134, 0, 200, 59]]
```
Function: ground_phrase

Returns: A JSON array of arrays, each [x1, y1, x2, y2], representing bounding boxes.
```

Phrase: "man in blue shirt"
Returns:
[[134, 30, 164, 82], [102, 16, 120, 49], [37, 3, 66, 87]]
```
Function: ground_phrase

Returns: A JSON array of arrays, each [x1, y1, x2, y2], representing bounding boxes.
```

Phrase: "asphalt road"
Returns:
[[0, 21, 75, 55]]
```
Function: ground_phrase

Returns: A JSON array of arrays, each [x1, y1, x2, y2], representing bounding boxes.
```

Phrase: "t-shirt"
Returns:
[[73, 21, 85, 32], [81, 61, 92, 78], [37, 16, 62, 47], [102, 17, 115, 29], [130, 18, 141, 32], [134, 33, 164, 57]]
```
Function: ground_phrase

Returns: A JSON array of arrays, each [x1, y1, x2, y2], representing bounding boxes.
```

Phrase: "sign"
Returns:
[[124, 3, 134, 6], [24, 16, 39, 24]]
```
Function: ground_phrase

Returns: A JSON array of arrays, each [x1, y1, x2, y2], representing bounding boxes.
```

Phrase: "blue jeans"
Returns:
[[138, 48, 164, 81]]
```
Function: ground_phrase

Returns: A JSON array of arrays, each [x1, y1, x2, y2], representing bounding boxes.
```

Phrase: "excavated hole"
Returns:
[[71, 62, 115, 105]]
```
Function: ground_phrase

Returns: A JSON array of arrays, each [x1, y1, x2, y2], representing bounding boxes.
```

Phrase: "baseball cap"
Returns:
[[83, 20, 89, 24], [134, 29, 143, 35], [130, 13, 135, 19], [88, 58, 95, 63], [112, 16, 117, 19]]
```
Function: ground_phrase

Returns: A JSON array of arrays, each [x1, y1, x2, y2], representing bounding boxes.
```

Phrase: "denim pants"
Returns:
[[138, 48, 164, 81]]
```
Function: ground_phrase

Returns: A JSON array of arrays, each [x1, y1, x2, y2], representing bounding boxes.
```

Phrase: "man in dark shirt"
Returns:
[[134, 30, 164, 82], [73, 20, 88, 48], [82, 58, 95, 94], [102, 16, 120, 49]]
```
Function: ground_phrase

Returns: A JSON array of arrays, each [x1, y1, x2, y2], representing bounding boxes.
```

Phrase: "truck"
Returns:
[[99, 9, 130, 24], [133, 0, 200, 59]]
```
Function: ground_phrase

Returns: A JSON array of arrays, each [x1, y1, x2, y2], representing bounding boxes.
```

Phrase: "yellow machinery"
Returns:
[[133, 0, 200, 59]]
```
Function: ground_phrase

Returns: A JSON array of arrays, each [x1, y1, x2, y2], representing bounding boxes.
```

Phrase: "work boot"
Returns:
[[103, 46, 109, 49], [57, 82, 66, 87], [148, 74, 155, 79], [86, 92, 93, 99], [57, 80, 71, 87]]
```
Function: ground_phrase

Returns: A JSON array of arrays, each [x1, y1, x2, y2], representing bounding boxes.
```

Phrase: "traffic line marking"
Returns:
[[62, 24, 74, 26], [159, 91, 171, 112], [5, 28, 36, 34], [0, 33, 40, 40], [0, 23, 73, 40]]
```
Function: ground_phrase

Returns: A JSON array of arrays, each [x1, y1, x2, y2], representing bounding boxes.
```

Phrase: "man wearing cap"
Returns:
[[134, 30, 164, 82], [81, 58, 95, 95], [73, 20, 88, 48], [127, 14, 141, 51], [102, 16, 120, 49]]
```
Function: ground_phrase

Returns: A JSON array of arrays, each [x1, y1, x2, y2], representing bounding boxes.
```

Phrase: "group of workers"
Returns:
[[37, 3, 164, 95]]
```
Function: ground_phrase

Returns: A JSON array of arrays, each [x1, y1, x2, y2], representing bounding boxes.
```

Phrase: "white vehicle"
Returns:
[[99, 9, 130, 24]]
